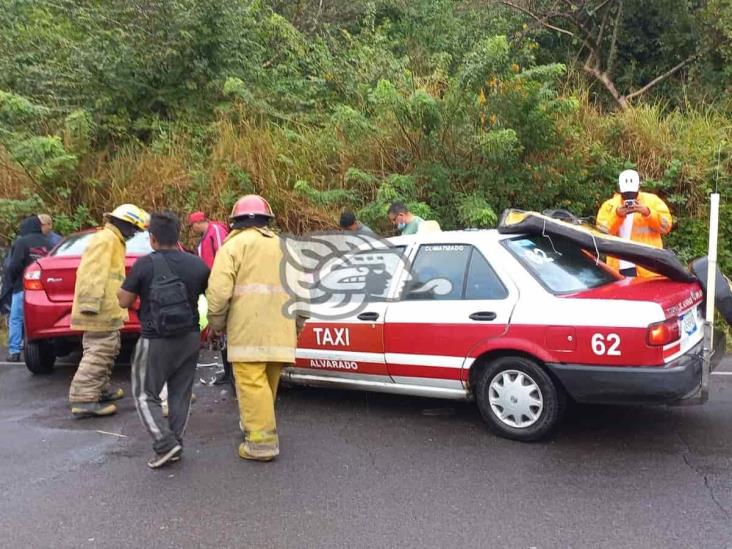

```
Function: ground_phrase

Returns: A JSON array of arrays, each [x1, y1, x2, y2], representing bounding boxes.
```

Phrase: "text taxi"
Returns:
[[286, 230, 713, 441]]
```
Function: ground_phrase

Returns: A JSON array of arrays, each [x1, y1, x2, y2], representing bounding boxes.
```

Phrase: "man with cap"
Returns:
[[188, 211, 231, 385], [38, 214, 63, 248], [596, 169, 672, 278], [68, 204, 149, 417], [206, 195, 296, 461], [187, 211, 229, 270]]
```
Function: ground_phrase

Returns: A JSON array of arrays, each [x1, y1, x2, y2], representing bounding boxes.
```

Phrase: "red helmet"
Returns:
[[230, 194, 274, 219]]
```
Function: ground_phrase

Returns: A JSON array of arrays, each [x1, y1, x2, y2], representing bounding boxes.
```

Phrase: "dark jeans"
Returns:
[[131, 332, 200, 454]]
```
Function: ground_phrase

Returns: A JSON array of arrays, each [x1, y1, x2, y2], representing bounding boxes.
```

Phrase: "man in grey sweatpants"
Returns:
[[118, 212, 209, 468]]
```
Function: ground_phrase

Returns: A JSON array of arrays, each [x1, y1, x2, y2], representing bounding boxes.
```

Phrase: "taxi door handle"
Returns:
[[357, 312, 379, 321], [469, 311, 497, 321]]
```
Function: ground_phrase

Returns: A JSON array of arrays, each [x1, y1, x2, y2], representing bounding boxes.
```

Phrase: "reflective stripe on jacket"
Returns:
[[70, 224, 129, 331], [206, 227, 296, 363], [596, 191, 672, 277]]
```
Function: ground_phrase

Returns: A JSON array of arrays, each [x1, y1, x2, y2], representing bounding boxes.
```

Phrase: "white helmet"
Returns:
[[618, 169, 640, 193]]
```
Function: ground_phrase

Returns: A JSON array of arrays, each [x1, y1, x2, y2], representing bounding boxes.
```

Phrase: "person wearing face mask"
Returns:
[[596, 169, 672, 278], [387, 202, 424, 235], [68, 204, 149, 418]]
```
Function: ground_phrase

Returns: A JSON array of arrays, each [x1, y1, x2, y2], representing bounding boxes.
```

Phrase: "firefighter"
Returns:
[[206, 195, 296, 461], [68, 204, 149, 417], [596, 169, 672, 278]]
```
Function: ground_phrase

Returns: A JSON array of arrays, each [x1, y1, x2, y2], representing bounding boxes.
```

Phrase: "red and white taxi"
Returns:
[[288, 229, 718, 441]]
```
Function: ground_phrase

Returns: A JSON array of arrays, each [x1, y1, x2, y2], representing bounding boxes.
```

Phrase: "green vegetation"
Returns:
[[0, 0, 731, 270]]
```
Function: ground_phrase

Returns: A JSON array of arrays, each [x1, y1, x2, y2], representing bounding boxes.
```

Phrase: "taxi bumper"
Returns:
[[546, 333, 725, 405]]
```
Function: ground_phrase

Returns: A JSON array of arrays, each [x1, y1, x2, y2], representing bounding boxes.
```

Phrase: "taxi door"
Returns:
[[383, 243, 517, 389], [294, 246, 408, 382]]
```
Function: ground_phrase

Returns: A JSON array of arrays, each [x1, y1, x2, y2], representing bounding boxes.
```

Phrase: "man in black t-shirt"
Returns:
[[118, 211, 209, 469]]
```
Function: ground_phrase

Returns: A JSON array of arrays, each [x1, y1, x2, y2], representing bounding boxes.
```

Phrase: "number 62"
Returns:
[[591, 333, 621, 356]]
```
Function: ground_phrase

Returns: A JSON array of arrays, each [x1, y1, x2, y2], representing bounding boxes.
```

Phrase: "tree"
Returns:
[[500, 0, 731, 109]]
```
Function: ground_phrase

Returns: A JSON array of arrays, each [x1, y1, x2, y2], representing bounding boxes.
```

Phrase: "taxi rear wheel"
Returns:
[[475, 356, 565, 442]]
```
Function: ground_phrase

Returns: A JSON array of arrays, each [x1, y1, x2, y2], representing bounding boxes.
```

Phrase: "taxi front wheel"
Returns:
[[475, 356, 566, 442]]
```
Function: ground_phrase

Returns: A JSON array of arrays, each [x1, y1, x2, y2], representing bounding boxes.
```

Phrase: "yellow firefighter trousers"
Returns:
[[233, 362, 285, 459], [69, 330, 121, 403]]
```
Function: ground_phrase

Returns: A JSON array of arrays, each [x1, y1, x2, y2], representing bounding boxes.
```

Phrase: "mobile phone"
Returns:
[[624, 199, 637, 207]]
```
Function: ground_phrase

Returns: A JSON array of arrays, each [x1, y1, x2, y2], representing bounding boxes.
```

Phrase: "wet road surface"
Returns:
[[1, 353, 731, 548]]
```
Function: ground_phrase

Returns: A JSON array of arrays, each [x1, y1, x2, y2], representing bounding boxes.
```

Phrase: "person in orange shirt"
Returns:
[[596, 169, 672, 278]]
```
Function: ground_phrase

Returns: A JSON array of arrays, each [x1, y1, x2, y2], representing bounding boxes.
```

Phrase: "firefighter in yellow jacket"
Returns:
[[596, 169, 672, 278], [68, 204, 148, 417], [206, 195, 296, 461]]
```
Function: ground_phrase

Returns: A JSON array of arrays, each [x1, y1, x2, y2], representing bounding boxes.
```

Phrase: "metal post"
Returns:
[[701, 193, 720, 401]]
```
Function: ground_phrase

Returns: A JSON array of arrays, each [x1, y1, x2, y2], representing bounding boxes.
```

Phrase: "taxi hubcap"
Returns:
[[489, 370, 543, 429]]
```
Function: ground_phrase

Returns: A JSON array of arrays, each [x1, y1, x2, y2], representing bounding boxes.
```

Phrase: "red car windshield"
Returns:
[[51, 230, 153, 257]]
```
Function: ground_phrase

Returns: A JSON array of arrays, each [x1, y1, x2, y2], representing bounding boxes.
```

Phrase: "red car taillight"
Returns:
[[23, 266, 43, 290], [647, 317, 681, 346]]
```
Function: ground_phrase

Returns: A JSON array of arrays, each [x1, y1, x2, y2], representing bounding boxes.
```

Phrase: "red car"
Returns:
[[22, 230, 152, 374]]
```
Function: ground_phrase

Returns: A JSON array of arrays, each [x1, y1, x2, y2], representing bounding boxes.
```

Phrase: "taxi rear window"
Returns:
[[503, 235, 618, 294]]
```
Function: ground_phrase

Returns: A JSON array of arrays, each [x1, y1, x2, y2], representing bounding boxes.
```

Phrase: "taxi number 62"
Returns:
[[591, 333, 621, 356]]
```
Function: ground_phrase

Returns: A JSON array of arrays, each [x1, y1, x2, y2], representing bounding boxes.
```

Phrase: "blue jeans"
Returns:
[[8, 291, 24, 354]]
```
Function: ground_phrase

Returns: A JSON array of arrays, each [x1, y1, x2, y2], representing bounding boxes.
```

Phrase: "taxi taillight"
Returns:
[[23, 266, 43, 291], [646, 318, 680, 346]]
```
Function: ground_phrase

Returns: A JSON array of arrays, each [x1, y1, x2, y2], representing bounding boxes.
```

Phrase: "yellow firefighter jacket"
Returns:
[[596, 191, 672, 278], [70, 223, 129, 331], [206, 227, 296, 363]]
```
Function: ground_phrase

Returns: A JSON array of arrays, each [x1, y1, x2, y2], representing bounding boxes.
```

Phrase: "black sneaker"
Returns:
[[147, 445, 182, 469], [99, 388, 124, 402], [6, 353, 21, 362]]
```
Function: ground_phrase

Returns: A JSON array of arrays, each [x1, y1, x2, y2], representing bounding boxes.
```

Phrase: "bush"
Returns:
[[0, 0, 728, 287]]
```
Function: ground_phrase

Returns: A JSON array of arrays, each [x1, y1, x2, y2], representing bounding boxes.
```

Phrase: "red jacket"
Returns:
[[197, 221, 229, 269]]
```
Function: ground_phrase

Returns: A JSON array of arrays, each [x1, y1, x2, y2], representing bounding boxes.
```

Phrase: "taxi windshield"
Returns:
[[504, 235, 619, 294]]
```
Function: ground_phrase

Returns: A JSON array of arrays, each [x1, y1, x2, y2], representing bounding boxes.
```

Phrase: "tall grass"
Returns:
[[1, 91, 731, 245]]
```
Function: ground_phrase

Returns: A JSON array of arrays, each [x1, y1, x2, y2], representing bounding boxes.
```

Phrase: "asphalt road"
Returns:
[[1, 351, 732, 548]]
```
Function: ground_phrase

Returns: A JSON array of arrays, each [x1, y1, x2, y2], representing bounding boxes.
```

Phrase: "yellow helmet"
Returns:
[[105, 204, 149, 230]]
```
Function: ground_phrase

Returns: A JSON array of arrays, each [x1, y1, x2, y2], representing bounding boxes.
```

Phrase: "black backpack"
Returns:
[[149, 253, 193, 337]]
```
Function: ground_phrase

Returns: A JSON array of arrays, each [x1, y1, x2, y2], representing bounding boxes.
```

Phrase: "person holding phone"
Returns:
[[596, 169, 672, 277]]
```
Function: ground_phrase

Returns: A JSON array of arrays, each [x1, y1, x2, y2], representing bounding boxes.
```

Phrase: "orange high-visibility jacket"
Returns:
[[596, 191, 672, 277]]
